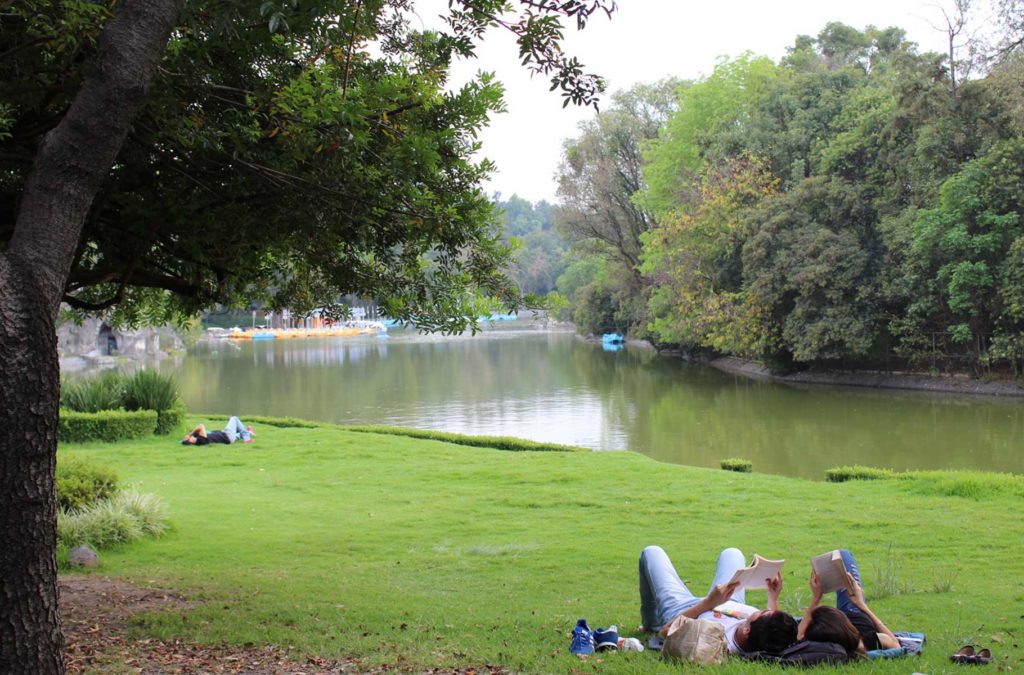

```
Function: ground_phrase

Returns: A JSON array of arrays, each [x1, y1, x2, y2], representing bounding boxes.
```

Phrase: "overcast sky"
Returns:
[[412, 1, 981, 204]]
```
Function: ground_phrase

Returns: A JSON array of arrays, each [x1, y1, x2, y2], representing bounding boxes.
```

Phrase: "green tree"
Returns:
[[639, 55, 777, 217], [640, 155, 777, 354], [556, 79, 679, 335], [899, 139, 1024, 365], [743, 177, 884, 367], [0, 1, 615, 671]]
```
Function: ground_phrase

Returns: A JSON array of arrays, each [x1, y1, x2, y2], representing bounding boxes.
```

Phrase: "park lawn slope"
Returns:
[[59, 418, 1024, 673]]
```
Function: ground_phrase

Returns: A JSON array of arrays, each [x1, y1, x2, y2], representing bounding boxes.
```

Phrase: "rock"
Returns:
[[69, 545, 99, 568]]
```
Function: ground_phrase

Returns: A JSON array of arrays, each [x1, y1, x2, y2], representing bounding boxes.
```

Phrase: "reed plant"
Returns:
[[60, 371, 127, 413], [123, 369, 180, 413]]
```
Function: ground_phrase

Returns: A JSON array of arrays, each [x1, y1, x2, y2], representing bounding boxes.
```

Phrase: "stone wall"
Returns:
[[58, 318, 184, 372]]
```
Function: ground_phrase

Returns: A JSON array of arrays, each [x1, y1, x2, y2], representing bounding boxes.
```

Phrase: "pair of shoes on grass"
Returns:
[[570, 620, 643, 657], [951, 645, 992, 664]]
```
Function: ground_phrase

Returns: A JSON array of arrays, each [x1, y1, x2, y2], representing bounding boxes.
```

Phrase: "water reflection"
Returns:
[[174, 325, 1024, 479]]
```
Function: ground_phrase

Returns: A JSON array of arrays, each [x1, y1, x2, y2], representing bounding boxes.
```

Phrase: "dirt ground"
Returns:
[[59, 576, 505, 674]]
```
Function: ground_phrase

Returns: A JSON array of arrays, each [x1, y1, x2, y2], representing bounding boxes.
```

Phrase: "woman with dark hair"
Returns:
[[797, 549, 899, 654], [802, 606, 863, 656]]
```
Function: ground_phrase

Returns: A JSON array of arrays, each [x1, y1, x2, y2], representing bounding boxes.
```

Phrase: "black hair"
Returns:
[[804, 606, 862, 656], [745, 610, 798, 654]]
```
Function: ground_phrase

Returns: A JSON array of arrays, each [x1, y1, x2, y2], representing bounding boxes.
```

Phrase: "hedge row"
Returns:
[[155, 401, 187, 435], [825, 465, 898, 482], [342, 425, 586, 452], [58, 409, 158, 444], [229, 415, 586, 452]]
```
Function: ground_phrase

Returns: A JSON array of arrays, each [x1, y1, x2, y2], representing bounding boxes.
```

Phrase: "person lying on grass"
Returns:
[[182, 416, 254, 445], [798, 549, 899, 656], [639, 545, 797, 655]]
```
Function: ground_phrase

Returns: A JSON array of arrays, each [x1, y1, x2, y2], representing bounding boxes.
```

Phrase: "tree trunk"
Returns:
[[0, 1, 181, 672], [0, 258, 63, 675]]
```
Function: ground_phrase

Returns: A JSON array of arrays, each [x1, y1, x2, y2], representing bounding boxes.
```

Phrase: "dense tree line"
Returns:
[[493, 194, 566, 296], [558, 18, 1024, 374]]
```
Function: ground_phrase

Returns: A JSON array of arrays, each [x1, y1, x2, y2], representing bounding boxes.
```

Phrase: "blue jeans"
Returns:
[[836, 549, 864, 614], [223, 416, 251, 443], [639, 545, 747, 632]]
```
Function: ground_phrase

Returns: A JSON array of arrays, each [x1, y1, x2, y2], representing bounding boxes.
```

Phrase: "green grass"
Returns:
[[59, 417, 1024, 673]]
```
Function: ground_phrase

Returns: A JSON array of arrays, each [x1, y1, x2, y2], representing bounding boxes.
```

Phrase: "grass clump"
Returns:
[[124, 369, 180, 414], [825, 465, 897, 482], [898, 470, 1024, 500], [61, 371, 126, 412], [58, 491, 169, 553], [720, 458, 752, 473], [56, 454, 119, 511]]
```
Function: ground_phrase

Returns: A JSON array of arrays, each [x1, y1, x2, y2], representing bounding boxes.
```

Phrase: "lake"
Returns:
[[172, 321, 1024, 479]]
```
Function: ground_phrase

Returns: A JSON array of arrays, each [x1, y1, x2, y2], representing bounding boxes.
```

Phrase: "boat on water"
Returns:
[[223, 321, 387, 341]]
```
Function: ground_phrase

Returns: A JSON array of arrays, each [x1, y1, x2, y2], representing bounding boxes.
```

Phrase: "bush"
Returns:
[[56, 454, 119, 511], [60, 371, 127, 413], [155, 399, 187, 435], [825, 465, 897, 482], [58, 490, 169, 553], [58, 409, 157, 443], [124, 369, 180, 413], [721, 458, 753, 473]]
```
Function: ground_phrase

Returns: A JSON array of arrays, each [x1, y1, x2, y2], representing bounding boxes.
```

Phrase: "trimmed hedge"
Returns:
[[56, 454, 119, 511], [343, 425, 586, 452], [58, 408, 158, 443], [825, 465, 897, 482], [721, 458, 753, 473], [155, 400, 187, 435], [229, 414, 587, 452]]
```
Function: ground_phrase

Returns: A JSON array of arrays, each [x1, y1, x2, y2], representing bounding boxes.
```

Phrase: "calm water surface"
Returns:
[[172, 323, 1024, 479]]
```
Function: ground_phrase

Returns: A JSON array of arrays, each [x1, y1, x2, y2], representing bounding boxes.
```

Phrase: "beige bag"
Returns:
[[660, 614, 728, 665]]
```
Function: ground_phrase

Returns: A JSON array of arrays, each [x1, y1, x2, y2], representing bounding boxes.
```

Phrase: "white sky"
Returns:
[[410, 1, 987, 203]]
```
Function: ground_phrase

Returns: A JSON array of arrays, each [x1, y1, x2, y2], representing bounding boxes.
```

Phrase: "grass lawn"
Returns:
[[60, 417, 1024, 673]]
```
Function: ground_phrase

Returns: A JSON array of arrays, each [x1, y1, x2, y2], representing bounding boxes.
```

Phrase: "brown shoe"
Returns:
[[951, 645, 978, 664]]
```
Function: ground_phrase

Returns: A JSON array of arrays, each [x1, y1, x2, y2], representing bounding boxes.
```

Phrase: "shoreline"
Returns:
[[709, 355, 1024, 397]]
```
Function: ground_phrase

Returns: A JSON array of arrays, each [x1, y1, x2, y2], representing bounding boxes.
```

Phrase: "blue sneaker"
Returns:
[[570, 618, 595, 656], [593, 625, 620, 651]]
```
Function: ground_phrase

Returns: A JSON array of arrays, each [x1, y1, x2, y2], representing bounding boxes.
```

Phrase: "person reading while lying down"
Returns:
[[639, 545, 797, 654], [181, 416, 254, 445], [798, 548, 899, 656]]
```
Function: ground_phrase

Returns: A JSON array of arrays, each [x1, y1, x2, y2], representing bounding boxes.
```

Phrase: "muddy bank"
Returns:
[[710, 356, 1024, 397]]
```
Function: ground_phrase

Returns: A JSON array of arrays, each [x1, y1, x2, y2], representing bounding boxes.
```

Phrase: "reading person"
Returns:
[[639, 545, 797, 654], [798, 549, 899, 654], [181, 416, 254, 445]]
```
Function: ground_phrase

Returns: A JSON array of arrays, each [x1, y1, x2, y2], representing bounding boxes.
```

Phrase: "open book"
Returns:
[[726, 554, 785, 590], [810, 550, 856, 594]]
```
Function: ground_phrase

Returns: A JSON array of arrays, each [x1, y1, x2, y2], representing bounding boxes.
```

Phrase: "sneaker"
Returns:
[[570, 618, 594, 656], [647, 635, 664, 651], [593, 625, 619, 652], [618, 637, 644, 652]]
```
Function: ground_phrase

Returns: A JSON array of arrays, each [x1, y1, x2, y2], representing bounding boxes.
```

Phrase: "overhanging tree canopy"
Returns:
[[0, 1, 615, 672]]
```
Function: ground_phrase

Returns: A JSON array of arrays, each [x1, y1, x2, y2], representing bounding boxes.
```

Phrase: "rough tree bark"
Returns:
[[0, 1, 181, 672]]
